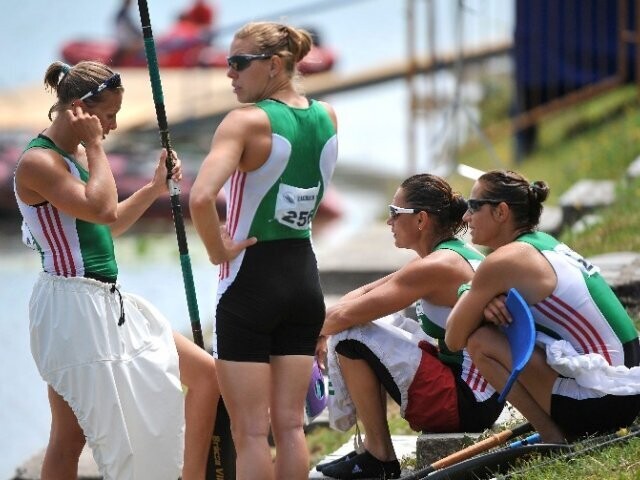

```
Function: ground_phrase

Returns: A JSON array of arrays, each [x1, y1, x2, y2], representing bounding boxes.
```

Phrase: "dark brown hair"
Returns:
[[477, 170, 550, 231], [400, 173, 468, 238], [43, 61, 122, 120]]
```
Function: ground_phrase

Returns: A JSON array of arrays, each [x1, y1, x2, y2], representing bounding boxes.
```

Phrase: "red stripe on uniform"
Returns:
[[548, 294, 612, 364], [43, 205, 71, 276], [37, 206, 64, 275], [228, 171, 246, 236], [51, 208, 76, 276], [535, 300, 592, 357], [466, 361, 482, 390]]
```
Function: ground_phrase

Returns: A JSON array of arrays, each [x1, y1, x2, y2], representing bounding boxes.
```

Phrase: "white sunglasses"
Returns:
[[388, 204, 420, 219]]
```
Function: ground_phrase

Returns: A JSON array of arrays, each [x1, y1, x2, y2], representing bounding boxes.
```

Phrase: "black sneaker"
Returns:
[[316, 450, 358, 472], [321, 450, 400, 479]]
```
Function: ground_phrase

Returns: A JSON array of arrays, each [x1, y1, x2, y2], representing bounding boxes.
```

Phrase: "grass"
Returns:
[[306, 76, 640, 476], [506, 435, 640, 480]]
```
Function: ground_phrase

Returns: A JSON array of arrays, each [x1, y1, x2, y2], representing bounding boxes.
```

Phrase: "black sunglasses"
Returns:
[[466, 198, 529, 213], [80, 73, 122, 101], [226, 53, 272, 72]]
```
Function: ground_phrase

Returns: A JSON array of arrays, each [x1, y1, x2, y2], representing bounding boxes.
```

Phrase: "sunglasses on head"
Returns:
[[388, 204, 421, 219], [226, 53, 272, 72], [80, 73, 122, 101]]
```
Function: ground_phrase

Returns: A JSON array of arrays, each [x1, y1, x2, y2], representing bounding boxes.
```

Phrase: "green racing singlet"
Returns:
[[14, 135, 118, 282]]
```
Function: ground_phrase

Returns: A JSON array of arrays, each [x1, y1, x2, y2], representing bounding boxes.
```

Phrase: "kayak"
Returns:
[[61, 22, 337, 74]]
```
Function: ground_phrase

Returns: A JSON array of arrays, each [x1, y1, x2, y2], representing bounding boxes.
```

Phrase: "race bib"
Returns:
[[275, 182, 320, 230], [554, 243, 600, 276]]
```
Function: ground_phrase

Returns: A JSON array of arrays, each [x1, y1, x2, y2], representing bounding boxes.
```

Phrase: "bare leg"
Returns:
[[216, 359, 273, 480], [270, 355, 315, 480], [174, 332, 220, 480], [467, 326, 566, 443], [41, 386, 86, 480], [339, 355, 396, 462]]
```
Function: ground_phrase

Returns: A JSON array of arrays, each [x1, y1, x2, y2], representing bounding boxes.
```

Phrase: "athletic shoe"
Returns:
[[321, 450, 401, 479], [316, 450, 358, 472]]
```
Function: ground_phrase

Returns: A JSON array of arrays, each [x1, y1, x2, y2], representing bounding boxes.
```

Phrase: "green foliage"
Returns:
[[506, 437, 640, 480], [559, 178, 640, 256]]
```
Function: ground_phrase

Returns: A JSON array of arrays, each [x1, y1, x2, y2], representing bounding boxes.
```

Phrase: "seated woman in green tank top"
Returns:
[[446, 169, 640, 444]]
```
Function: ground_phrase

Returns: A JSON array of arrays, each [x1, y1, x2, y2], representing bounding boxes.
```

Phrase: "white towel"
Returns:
[[545, 337, 640, 396], [327, 313, 431, 431]]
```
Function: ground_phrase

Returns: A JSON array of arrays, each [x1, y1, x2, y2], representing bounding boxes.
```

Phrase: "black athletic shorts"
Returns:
[[215, 238, 325, 362], [551, 391, 640, 439]]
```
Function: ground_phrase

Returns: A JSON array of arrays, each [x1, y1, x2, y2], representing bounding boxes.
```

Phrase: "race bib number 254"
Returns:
[[275, 182, 320, 230]]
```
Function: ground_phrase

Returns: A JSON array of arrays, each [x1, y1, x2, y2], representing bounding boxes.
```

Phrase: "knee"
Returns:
[[466, 326, 496, 359], [49, 428, 85, 458]]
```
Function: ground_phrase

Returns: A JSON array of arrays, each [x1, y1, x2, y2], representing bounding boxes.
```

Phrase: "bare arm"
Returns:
[[15, 107, 118, 223], [322, 252, 471, 335], [109, 149, 182, 237], [445, 242, 552, 351], [189, 109, 259, 264]]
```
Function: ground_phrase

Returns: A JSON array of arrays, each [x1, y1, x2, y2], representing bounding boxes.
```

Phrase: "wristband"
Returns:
[[457, 282, 471, 298]]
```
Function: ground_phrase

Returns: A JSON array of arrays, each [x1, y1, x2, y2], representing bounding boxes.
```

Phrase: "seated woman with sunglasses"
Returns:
[[446, 169, 640, 443], [316, 174, 504, 480], [14, 60, 219, 480], [189, 22, 338, 480]]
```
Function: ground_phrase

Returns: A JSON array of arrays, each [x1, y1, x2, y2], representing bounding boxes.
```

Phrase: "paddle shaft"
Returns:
[[136, 0, 203, 348], [136, 2, 235, 479], [401, 422, 533, 480]]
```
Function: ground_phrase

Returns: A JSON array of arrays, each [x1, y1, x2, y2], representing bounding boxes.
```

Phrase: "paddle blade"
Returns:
[[497, 288, 536, 403]]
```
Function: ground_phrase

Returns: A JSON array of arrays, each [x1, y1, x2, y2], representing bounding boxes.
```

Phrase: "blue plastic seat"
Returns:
[[497, 288, 536, 403]]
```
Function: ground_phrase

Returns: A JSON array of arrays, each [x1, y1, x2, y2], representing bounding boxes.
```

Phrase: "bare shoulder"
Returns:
[[316, 100, 337, 128], [398, 250, 471, 287], [422, 248, 473, 275], [16, 147, 65, 179], [474, 241, 538, 285], [220, 105, 270, 132]]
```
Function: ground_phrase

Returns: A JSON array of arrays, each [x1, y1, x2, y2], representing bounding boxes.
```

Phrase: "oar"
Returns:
[[400, 422, 533, 480], [135, 1, 235, 479]]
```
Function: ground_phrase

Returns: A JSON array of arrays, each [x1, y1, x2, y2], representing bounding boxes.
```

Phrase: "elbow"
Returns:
[[444, 332, 465, 353], [208, 254, 224, 266], [97, 206, 118, 225], [189, 188, 216, 214]]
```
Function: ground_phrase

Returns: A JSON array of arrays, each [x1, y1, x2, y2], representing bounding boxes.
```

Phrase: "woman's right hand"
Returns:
[[315, 335, 328, 371], [215, 225, 257, 263], [66, 104, 104, 146]]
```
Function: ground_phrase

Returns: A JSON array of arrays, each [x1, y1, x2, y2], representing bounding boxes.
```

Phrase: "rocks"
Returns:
[[558, 179, 616, 227], [589, 251, 640, 317], [12, 446, 100, 480]]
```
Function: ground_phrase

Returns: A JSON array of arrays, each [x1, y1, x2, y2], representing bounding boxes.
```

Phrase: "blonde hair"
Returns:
[[43, 60, 122, 120], [233, 22, 313, 74]]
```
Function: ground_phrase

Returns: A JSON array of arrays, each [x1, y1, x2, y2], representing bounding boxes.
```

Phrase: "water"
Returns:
[[0, 1, 513, 477]]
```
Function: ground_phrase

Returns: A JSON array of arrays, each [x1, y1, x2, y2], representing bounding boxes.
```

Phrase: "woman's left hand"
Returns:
[[483, 294, 512, 326], [151, 148, 182, 194]]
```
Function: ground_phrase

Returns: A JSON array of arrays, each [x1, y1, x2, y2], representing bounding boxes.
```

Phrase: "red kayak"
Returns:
[[61, 21, 337, 74]]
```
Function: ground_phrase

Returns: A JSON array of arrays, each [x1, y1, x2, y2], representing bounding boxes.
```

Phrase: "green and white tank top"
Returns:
[[14, 135, 118, 282], [219, 98, 337, 282], [414, 239, 494, 400], [517, 231, 639, 368]]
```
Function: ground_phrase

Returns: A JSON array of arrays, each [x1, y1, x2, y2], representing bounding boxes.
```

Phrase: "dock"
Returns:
[[0, 41, 511, 135]]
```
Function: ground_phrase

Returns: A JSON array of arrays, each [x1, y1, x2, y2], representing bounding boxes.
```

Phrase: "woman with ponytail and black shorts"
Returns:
[[190, 22, 338, 480]]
